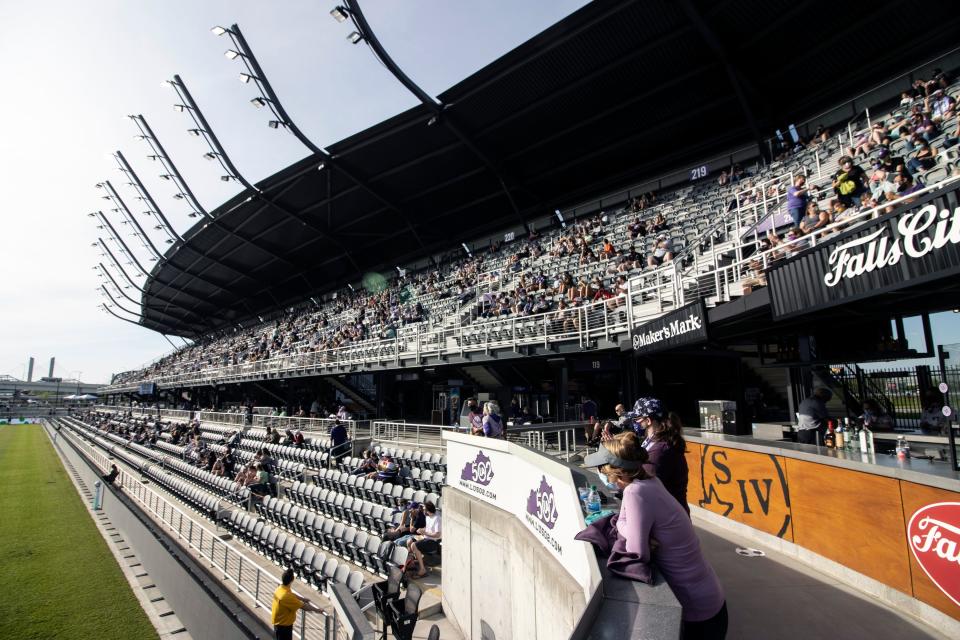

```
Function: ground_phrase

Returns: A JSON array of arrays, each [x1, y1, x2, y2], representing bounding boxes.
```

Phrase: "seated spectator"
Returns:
[[907, 142, 937, 174], [647, 235, 674, 267], [350, 449, 378, 475], [386, 501, 426, 542], [292, 430, 305, 448], [248, 463, 272, 498], [650, 212, 668, 232], [406, 502, 442, 579], [799, 203, 831, 234], [256, 448, 276, 473], [367, 455, 400, 482]]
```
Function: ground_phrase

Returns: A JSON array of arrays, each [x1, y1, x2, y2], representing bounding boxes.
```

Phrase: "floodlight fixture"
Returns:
[[86, 212, 97, 217], [225, 49, 241, 60], [330, 6, 349, 22], [211, 25, 228, 36], [238, 72, 255, 84], [220, 175, 234, 182], [173, 104, 189, 112], [250, 96, 268, 108], [147, 154, 161, 161], [187, 211, 198, 217], [317, 162, 325, 171], [173, 193, 185, 200], [347, 31, 363, 44], [159, 174, 173, 180], [268, 120, 283, 129], [203, 151, 219, 161], [187, 128, 204, 137]]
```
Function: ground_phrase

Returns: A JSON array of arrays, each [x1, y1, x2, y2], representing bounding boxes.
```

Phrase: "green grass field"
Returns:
[[0, 424, 157, 640]]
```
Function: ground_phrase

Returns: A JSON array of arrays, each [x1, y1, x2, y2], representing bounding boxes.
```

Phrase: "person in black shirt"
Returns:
[[102, 464, 119, 485], [221, 448, 237, 478], [832, 156, 867, 207]]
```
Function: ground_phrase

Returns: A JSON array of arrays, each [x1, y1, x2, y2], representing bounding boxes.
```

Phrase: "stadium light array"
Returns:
[[224, 49, 242, 60], [330, 6, 349, 22], [211, 25, 229, 36], [347, 31, 363, 44]]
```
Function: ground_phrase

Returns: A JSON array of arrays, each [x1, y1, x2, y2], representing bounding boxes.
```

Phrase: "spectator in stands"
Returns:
[[582, 433, 727, 639], [630, 397, 689, 513], [786, 175, 809, 227], [832, 156, 867, 207], [272, 568, 323, 640], [481, 401, 504, 438], [292, 430, 305, 448], [796, 388, 832, 445], [386, 501, 426, 542], [717, 170, 729, 187], [266, 426, 281, 445], [249, 463, 272, 498], [256, 448, 276, 473], [211, 455, 225, 477], [648, 235, 675, 267], [406, 502, 442, 579], [235, 462, 257, 487], [221, 447, 237, 478], [799, 203, 831, 234], [102, 464, 119, 485], [582, 395, 600, 444], [350, 449, 378, 475], [329, 419, 349, 459], [465, 398, 484, 435], [907, 142, 938, 175], [368, 455, 400, 482]]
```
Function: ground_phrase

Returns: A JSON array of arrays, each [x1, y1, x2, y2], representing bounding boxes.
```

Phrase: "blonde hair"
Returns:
[[600, 431, 650, 484], [483, 401, 500, 416]]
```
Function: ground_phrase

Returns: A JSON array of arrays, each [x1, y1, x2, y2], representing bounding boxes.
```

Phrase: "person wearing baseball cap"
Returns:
[[629, 397, 689, 512], [584, 432, 727, 637]]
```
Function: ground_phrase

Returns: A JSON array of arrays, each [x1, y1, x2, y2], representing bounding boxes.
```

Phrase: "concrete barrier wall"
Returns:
[[442, 486, 588, 640]]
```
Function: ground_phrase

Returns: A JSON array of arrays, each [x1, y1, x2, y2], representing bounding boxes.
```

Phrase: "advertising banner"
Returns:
[[445, 435, 594, 591], [768, 188, 960, 319], [628, 300, 708, 356]]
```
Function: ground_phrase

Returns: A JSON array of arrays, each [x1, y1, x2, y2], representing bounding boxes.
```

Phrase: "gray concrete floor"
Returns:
[[695, 518, 949, 640]]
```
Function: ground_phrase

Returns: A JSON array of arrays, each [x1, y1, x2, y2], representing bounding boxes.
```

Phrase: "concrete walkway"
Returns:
[[694, 516, 949, 640]]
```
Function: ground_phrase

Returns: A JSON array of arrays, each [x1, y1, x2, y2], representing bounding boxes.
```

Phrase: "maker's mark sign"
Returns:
[[628, 301, 708, 355]]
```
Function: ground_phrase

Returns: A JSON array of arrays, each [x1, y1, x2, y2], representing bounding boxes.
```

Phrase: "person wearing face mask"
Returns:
[[582, 433, 726, 638], [630, 397, 689, 513]]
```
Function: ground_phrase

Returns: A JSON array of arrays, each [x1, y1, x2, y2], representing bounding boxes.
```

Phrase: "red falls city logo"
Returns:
[[908, 502, 960, 607]]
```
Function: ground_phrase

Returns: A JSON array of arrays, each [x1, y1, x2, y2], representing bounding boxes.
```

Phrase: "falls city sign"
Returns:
[[824, 203, 960, 287], [908, 501, 960, 608]]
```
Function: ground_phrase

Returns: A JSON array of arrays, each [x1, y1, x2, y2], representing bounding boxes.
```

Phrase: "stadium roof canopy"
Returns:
[[141, 0, 960, 336]]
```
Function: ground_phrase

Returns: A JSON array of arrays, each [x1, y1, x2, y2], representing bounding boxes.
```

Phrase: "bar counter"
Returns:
[[681, 429, 960, 622]]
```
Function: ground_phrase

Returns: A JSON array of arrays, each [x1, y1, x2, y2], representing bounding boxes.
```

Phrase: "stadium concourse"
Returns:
[[49, 0, 960, 638]]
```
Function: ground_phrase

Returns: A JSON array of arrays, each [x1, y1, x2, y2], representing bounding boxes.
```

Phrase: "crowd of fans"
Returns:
[[109, 71, 959, 389]]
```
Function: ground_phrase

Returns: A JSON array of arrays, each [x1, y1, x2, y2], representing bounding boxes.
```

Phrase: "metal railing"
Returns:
[[372, 419, 581, 460], [371, 421, 450, 451], [54, 420, 331, 640]]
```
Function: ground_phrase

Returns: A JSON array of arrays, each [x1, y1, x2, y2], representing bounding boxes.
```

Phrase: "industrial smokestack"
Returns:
[[48, 357, 55, 379], [27, 357, 34, 382]]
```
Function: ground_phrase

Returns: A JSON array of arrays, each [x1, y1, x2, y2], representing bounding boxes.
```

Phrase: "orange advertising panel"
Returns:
[[692, 444, 793, 541], [685, 443, 704, 506], [786, 459, 912, 595], [899, 481, 960, 618]]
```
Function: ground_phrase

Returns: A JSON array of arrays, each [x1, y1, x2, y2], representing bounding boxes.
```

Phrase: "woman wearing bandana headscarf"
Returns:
[[630, 397, 689, 513]]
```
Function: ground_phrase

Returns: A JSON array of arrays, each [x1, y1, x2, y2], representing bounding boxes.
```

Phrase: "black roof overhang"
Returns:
[[139, 0, 960, 336]]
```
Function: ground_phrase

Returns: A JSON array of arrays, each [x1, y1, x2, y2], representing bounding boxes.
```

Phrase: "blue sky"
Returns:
[[0, 0, 589, 382]]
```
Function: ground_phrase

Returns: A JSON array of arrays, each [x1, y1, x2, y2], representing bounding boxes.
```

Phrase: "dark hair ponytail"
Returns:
[[650, 411, 686, 452]]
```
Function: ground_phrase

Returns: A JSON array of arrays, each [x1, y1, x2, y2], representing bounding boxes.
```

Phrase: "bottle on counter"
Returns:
[[835, 422, 845, 449], [824, 420, 836, 448], [843, 417, 853, 450], [895, 436, 911, 460], [859, 425, 868, 452], [586, 485, 601, 514]]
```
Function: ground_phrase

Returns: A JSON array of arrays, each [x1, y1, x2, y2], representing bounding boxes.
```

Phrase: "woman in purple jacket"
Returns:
[[630, 397, 689, 512], [585, 432, 727, 638]]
